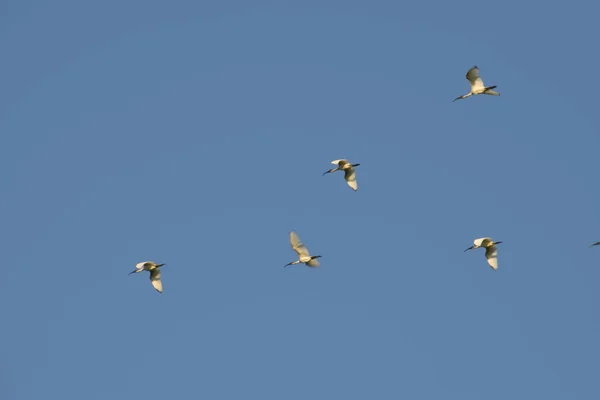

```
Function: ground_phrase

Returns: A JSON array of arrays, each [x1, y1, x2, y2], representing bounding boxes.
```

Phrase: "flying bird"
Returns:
[[129, 261, 166, 293], [464, 238, 502, 270], [453, 66, 500, 102], [323, 159, 360, 191], [284, 231, 322, 268]]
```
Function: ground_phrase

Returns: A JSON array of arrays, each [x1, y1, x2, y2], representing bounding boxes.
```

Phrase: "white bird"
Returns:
[[464, 238, 502, 270], [284, 231, 322, 268], [322, 159, 360, 191], [129, 261, 166, 293], [453, 66, 500, 102]]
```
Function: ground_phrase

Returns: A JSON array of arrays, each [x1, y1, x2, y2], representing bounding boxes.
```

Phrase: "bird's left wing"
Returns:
[[344, 168, 358, 191], [306, 258, 320, 267], [485, 246, 498, 271], [150, 269, 163, 293]]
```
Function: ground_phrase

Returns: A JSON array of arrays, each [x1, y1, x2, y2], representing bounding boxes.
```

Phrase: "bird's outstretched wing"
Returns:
[[150, 269, 163, 293], [135, 261, 150, 271], [306, 258, 320, 267], [344, 168, 358, 191], [290, 231, 310, 258], [485, 245, 498, 271], [331, 159, 349, 167], [474, 237, 493, 248], [466, 66, 484, 91]]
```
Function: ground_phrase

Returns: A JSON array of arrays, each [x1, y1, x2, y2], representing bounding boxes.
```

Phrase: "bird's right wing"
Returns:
[[474, 237, 492, 247], [466, 66, 484, 91], [150, 269, 163, 293], [135, 262, 150, 271], [485, 246, 498, 271], [290, 231, 310, 258], [331, 159, 349, 167]]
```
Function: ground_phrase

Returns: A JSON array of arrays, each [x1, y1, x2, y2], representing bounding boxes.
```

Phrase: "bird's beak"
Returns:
[[156, 263, 165, 267], [453, 96, 461, 102], [464, 246, 475, 252], [284, 262, 293, 268], [590, 242, 600, 247], [494, 241, 503, 245], [352, 163, 360, 167], [322, 170, 332, 176], [128, 270, 137, 275]]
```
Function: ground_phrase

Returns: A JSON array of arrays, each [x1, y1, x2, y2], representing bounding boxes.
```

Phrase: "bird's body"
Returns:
[[464, 237, 502, 270], [129, 261, 166, 293], [323, 159, 360, 191], [453, 66, 500, 102], [285, 231, 322, 268]]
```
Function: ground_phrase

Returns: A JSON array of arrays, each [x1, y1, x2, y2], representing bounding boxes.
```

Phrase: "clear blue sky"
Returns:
[[2, 1, 600, 399]]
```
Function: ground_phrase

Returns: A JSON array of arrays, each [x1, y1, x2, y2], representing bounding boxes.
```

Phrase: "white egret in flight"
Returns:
[[464, 238, 502, 270], [129, 261, 166, 293], [285, 232, 322, 268], [323, 159, 360, 191], [453, 66, 500, 102]]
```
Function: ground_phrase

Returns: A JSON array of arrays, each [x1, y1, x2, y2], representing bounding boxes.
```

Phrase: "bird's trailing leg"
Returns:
[[483, 86, 500, 96]]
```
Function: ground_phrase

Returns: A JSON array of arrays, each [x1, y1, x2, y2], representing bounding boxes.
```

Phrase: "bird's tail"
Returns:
[[484, 86, 500, 96]]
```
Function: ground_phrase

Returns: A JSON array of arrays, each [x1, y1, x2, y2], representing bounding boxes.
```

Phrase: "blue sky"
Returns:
[[2, 1, 600, 399]]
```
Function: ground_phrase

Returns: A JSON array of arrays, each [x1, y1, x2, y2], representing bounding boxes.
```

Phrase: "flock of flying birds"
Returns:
[[126, 65, 595, 293]]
